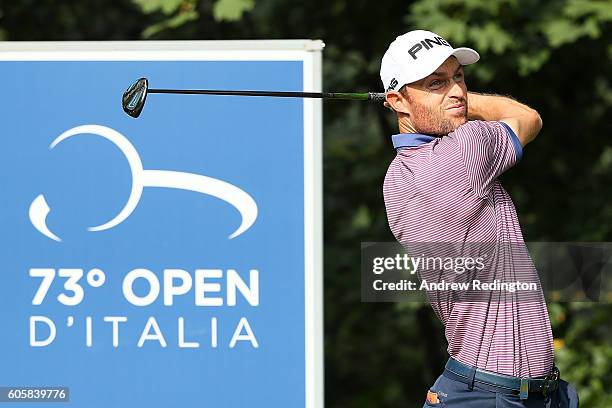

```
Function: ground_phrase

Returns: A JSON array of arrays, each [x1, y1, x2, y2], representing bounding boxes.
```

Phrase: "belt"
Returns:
[[443, 358, 559, 400]]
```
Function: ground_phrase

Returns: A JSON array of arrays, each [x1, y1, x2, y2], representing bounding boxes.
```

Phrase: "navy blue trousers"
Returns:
[[422, 373, 579, 408]]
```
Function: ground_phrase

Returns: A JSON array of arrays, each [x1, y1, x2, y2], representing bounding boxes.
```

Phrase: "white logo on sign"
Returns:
[[29, 125, 258, 242]]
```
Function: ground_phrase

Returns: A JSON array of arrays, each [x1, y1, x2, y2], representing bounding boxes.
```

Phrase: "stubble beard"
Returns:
[[410, 100, 468, 136]]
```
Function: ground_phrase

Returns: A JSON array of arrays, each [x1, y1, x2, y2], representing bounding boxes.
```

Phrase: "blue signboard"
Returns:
[[0, 41, 323, 408]]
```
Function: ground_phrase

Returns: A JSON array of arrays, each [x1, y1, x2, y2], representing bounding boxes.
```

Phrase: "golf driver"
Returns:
[[122, 77, 386, 118]]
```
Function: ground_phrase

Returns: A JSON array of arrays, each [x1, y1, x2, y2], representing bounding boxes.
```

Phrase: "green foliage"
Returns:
[[0, 0, 610, 406], [132, 0, 185, 14], [550, 302, 612, 407], [213, 0, 255, 21], [131, 0, 255, 37], [409, 0, 612, 76], [142, 11, 198, 38], [132, 0, 199, 38], [540, 0, 612, 49]]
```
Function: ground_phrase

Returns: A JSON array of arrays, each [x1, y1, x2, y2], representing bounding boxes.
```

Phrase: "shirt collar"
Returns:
[[391, 133, 437, 149]]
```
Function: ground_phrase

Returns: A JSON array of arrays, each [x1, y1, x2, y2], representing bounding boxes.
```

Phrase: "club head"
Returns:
[[122, 77, 149, 118]]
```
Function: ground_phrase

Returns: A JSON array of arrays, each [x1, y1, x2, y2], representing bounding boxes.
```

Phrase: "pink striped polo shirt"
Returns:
[[383, 120, 554, 377]]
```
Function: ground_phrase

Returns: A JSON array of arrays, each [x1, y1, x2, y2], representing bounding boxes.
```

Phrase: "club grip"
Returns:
[[368, 92, 386, 103]]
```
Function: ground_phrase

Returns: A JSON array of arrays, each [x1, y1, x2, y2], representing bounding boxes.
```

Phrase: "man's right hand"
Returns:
[[467, 92, 543, 146]]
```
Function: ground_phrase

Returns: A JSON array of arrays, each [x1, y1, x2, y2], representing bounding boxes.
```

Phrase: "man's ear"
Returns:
[[385, 91, 410, 114]]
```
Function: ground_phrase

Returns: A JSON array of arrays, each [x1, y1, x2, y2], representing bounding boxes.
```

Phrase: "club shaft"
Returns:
[[148, 88, 384, 101]]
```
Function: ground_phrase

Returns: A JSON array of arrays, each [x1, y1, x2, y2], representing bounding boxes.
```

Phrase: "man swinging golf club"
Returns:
[[381, 30, 579, 407]]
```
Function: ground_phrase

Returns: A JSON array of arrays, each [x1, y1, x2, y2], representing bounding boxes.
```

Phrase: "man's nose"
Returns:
[[447, 80, 465, 100]]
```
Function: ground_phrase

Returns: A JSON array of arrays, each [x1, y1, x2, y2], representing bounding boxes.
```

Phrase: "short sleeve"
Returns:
[[448, 120, 523, 197]]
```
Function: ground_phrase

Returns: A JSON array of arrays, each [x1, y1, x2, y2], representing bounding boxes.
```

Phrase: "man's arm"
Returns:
[[467, 92, 543, 147]]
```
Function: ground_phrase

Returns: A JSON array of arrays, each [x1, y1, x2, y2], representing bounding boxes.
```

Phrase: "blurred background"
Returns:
[[1, 0, 610, 406]]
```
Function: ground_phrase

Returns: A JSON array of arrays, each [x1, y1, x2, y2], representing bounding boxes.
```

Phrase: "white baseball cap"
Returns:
[[380, 30, 480, 92]]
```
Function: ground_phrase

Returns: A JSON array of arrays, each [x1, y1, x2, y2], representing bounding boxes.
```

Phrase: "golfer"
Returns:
[[380, 30, 579, 407]]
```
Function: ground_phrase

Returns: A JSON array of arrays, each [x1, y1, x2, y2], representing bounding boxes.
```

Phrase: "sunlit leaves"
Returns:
[[132, 0, 184, 14], [213, 0, 255, 21], [132, 0, 256, 37], [131, 0, 198, 38], [408, 0, 611, 76]]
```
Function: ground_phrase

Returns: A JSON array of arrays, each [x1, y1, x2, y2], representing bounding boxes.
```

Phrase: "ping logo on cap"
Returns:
[[408, 36, 451, 60], [387, 78, 399, 91]]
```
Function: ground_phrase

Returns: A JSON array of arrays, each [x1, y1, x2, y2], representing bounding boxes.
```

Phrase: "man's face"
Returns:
[[396, 56, 468, 135]]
